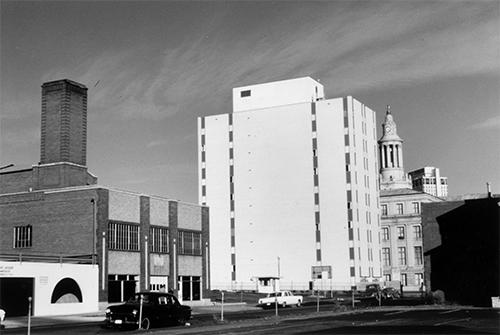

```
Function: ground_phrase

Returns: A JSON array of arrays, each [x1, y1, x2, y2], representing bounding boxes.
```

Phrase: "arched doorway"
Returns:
[[51, 278, 83, 303]]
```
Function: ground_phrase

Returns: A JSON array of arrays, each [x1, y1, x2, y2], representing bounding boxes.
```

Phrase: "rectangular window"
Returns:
[[240, 90, 251, 97], [398, 247, 407, 265], [400, 273, 408, 286], [384, 274, 391, 282], [412, 202, 420, 214], [13, 225, 32, 248], [414, 246, 423, 265], [415, 273, 424, 287], [396, 203, 404, 215], [382, 248, 391, 266], [413, 225, 422, 240], [149, 226, 169, 253], [178, 230, 202, 255], [397, 226, 405, 239], [108, 222, 140, 251], [381, 204, 388, 216], [382, 227, 389, 241]]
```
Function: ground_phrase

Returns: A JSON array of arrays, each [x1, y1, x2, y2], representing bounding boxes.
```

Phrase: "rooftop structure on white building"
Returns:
[[198, 77, 382, 291]]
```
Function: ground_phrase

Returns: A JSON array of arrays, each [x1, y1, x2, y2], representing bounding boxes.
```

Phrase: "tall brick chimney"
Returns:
[[40, 79, 88, 166]]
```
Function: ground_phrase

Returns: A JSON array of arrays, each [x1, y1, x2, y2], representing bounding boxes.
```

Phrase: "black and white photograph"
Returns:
[[1, 1, 499, 334]]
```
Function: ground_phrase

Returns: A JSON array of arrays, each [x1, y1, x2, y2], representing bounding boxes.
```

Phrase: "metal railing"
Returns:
[[0, 253, 97, 264]]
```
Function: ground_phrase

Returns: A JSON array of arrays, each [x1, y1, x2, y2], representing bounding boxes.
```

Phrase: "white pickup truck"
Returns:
[[258, 291, 303, 308]]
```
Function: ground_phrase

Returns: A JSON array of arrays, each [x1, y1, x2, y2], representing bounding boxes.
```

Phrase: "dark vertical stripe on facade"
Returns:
[[228, 114, 236, 281], [201, 206, 210, 293], [140, 196, 151, 291], [349, 247, 355, 260], [311, 102, 321, 263], [168, 201, 178, 293], [97, 188, 109, 302]]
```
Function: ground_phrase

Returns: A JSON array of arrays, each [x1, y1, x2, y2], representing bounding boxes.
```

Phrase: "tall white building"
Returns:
[[409, 167, 448, 197], [198, 77, 382, 290]]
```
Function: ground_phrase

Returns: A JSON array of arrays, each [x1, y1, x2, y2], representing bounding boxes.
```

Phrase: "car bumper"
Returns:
[[104, 317, 138, 328]]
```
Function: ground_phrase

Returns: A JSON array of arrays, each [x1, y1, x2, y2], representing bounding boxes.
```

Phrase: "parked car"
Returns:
[[381, 287, 401, 300], [258, 291, 303, 308], [363, 283, 381, 298], [104, 292, 191, 330]]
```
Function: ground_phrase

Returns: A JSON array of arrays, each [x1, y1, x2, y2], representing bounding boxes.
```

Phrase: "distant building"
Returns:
[[409, 167, 448, 197], [378, 107, 443, 291], [199, 77, 382, 290], [0, 80, 210, 317], [422, 194, 499, 306]]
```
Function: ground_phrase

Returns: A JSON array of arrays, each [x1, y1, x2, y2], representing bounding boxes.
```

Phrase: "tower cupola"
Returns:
[[378, 105, 410, 190]]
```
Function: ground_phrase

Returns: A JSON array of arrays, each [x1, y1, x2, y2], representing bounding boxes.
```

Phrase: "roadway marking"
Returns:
[[384, 310, 408, 316], [434, 317, 471, 326], [439, 309, 461, 314]]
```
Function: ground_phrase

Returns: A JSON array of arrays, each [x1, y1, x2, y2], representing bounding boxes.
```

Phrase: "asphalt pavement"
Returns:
[[1, 302, 498, 335]]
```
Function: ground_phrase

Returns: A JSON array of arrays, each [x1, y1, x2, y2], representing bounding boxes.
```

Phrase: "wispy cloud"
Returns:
[[470, 115, 500, 130], [37, 1, 499, 123]]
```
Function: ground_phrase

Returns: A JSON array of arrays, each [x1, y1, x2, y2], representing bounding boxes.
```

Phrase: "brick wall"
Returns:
[[0, 188, 98, 255], [0, 169, 34, 194], [40, 80, 88, 166]]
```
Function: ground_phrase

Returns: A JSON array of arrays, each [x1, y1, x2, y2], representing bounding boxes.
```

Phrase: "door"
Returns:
[[0, 277, 34, 317]]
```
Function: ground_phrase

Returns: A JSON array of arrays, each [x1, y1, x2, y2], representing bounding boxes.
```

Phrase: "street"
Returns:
[[2, 306, 498, 335]]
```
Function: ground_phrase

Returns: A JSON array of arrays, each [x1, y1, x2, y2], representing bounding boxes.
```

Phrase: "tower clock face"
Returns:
[[385, 125, 392, 133]]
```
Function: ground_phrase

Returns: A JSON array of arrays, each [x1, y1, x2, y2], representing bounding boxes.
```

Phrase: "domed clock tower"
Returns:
[[378, 105, 411, 190]]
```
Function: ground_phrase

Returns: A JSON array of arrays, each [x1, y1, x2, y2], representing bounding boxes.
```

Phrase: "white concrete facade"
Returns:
[[199, 77, 381, 291], [0, 261, 98, 316]]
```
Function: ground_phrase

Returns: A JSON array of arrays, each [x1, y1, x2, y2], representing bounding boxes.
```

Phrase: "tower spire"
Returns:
[[378, 105, 410, 190]]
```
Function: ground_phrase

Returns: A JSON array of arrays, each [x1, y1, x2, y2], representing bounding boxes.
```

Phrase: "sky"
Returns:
[[1, 0, 499, 203]]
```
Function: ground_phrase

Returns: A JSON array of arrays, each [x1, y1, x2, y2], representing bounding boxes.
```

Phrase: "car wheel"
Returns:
[[141, 317, 150, 330], [296, 300, 302, 307], [177, 316, 188, 326]]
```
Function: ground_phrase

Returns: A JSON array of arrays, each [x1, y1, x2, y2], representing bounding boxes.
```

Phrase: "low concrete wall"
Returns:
[[0, 261, 98, 316]]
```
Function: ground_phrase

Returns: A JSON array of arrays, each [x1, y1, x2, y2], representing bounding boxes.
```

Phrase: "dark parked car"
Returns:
[[381, 287, 401, 300], [104, 292, 191, 330]]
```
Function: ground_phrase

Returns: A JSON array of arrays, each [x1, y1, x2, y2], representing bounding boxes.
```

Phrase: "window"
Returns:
[[381, 204, 388, 216], [415, 273, 424, 287], [240, 90, 251, 97], [382, 248, 391, 266], [14, 225, 32, 248], [412, 202, 420, 214], [178, 230, 202, 255], [396, 203, 404, 215], [414, 246, 423, 265], [398, 247, 407, 265], [149, 227, 169, 253], [384, 274, 391, 282], [413, 225, 422, 240], [108, 222, 140, 251], [397, 226, 405, 239], [382, 227, 390, 241], [400, 273, 407, 286]]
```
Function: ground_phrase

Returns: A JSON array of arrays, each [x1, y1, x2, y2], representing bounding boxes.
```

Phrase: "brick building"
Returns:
[[0, 79, 210, 316], [422, 194, 500, 306]]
